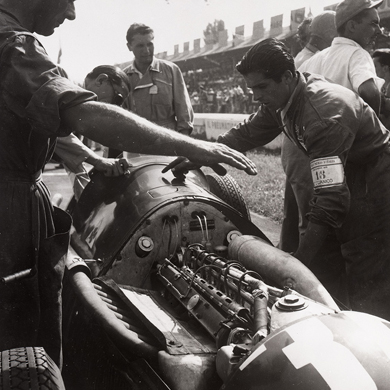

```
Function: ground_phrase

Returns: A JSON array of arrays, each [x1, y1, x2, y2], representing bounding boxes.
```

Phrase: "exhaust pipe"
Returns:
[[228, 235, 339, 310]]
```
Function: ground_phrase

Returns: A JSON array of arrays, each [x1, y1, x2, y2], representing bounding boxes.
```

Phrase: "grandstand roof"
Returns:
[[155, 25, 296, 72], [116, 3, 390, 73]]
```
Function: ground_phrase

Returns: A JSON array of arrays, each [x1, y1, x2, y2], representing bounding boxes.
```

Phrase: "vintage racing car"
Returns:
[[48, 155, 390, 389]]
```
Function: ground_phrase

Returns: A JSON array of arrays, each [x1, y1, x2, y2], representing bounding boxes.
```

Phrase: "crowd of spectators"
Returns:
[[182, 67, 260, 114]]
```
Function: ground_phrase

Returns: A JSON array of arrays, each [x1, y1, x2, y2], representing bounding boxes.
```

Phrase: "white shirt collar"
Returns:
[[332, 37, 363, 49]]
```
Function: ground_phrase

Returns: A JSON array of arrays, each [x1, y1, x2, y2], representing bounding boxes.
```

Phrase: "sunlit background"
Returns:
[[39, 0, 336, 84]]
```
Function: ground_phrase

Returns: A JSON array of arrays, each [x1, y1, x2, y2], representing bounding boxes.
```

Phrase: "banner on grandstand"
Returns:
[[270, 14, 283, 37], [194, 38, 201, 53], [324, 3, 337, 11], [184, 41, 190, 52], [218, 29, 228, 47], [174, 44, 179, 56], [233, 25, 245, 46], [252, 20, 264, 40], [290, 7, 305, 31]]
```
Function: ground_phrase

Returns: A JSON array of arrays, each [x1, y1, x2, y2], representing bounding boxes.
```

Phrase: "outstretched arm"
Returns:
[[61, 101, 257, 175]]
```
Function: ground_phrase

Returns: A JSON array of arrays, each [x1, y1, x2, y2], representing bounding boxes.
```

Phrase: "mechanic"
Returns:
[[280, 11, 337, 253], [283, 0, 384, 253], [218, 37, 390, 321], [123, 23, 194, 136], [55, 65, 131, 200], [282, 0, 385, 299], [0, 0, 256, 368]]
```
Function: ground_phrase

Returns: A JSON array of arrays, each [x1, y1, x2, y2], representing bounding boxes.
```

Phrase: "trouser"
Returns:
[[279, 135, 312, 252], [0, 207, 71, 368]]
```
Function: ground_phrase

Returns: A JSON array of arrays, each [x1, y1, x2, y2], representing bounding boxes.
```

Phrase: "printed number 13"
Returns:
[[315, 170, 326, 180]]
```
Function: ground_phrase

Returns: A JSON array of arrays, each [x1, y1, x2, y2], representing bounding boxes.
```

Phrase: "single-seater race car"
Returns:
[[59, 155, 390, 390]]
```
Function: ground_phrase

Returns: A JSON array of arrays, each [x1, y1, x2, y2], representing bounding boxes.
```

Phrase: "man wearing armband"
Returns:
[[218, 38, 390, 321]]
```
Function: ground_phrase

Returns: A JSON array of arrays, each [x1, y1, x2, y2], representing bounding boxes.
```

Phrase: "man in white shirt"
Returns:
[[300, 0, 384, 114]]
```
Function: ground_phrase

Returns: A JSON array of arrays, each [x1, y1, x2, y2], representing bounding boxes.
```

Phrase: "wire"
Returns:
[[202, 214, 209, 242], [196, 215, 205, 242], [168, 218, 179, 261]]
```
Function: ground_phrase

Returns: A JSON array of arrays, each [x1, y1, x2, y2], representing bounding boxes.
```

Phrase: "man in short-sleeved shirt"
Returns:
[[299, 37, 383, 95], [299, 0, 384, 113]]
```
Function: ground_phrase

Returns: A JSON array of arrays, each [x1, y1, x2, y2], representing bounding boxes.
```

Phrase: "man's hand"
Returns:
[[182, 141, 257, 175], [162, 157, 227, 177], [93, 157, 131, 176]]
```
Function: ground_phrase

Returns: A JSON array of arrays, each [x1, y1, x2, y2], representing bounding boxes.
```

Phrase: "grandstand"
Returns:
[[116, 2, 390, 140]]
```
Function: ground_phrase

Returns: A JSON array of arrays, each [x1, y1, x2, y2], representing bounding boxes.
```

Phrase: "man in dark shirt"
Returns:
[[218, 38, 390, 321], [0, 0, 256, 367]]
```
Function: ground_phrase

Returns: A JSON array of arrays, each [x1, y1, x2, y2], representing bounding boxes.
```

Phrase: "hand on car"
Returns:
[[163, 141, 257, 176], [162, 157, 227, 177], [192, 141, 257, 175], [94, 157, 131, 176]]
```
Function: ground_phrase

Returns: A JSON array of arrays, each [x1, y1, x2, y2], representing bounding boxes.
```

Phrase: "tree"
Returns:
[[203, 19, 225, 45]]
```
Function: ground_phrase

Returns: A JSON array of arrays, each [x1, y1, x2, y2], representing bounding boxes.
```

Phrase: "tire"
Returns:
[[0, 347, 65, 390], [206, 173, 251, 220]]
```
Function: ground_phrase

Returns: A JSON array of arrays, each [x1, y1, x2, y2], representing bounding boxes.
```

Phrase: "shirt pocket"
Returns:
[[152, 78, 174, 119]]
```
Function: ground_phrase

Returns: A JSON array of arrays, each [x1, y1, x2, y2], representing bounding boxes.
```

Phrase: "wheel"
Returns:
[[0, 347, 65, 390], [206, 173, 251, 220]]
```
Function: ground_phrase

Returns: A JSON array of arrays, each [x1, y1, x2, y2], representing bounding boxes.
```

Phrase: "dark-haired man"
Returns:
[[55, 65, 132, 200], [280, 11, 337, 253], [281, 0, 384, 254], [218, 37, 390, 321], [0, 0, 256, 367], [123, 23, 194, 136]]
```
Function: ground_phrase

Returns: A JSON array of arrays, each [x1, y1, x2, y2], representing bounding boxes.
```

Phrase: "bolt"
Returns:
[[284, 295, 299, 304]]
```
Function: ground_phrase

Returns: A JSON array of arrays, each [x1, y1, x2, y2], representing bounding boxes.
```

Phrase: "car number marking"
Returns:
[[283, 318, 376, 389]]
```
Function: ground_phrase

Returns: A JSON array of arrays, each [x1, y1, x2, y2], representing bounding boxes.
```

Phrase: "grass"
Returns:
[[205, 148, 285, 224]]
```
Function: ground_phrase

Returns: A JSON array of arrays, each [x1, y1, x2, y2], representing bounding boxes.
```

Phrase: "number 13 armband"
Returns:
[[310, 156, 344, 189]]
